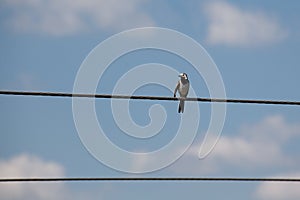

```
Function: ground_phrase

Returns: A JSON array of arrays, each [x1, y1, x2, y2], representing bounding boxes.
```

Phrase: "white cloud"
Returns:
[[0, 154, 68, 200], [170, 115, 300, 175], [204, 1, 288, 47], [255, 172, 300, 200], [2, 0, 155, 36], [209, 115, 299, 168]]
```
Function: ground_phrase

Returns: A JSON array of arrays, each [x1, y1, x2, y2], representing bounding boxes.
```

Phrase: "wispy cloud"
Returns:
[[2, 0, 155, 36], [170, 115, 300, 175], [204, 1, 288, 47], [0, 154, 108, 200], [255, 172, 300, 200], [0, 154, 68, 200], [1, 72, 42, 91]]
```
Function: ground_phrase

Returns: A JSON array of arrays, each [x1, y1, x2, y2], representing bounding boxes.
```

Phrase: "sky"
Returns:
[[1, 0, 300, 199]]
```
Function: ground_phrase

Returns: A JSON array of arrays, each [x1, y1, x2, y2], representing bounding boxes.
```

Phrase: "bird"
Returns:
[[174, 73, 190, 113]]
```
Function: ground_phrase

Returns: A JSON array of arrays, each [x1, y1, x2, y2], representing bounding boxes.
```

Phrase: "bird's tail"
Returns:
[[178, 100, 185, 113]]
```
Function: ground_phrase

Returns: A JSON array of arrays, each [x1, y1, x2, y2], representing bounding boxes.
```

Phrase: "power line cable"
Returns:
[[0, 92, 299, 184], [0, 177, 300, 183], [0, 90, 300, 106]]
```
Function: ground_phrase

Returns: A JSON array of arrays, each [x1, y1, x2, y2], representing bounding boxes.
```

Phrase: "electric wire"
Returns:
[[1, 90, 300, 184], [0, 90, 300, 106], [0, 177, 300, 183]]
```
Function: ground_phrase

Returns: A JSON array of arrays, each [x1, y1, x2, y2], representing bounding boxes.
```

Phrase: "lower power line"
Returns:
[[1, 177, 300, 183]]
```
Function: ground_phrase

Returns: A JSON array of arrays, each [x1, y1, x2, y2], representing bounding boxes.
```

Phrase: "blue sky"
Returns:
[[1, 0, 300, 199]]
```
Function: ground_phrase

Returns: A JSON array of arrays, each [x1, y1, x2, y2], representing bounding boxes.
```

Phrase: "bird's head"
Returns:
[[179, 73, 188, 80]]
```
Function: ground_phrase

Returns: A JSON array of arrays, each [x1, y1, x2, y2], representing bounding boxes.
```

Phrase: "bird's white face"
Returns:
[[179, 73, 188, 80]]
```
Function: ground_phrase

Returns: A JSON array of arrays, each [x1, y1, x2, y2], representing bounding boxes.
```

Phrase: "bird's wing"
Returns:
[[174, 81, 180, 96]]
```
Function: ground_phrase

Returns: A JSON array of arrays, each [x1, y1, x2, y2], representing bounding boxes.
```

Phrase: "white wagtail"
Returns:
[[174, 73, 190, 113]]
